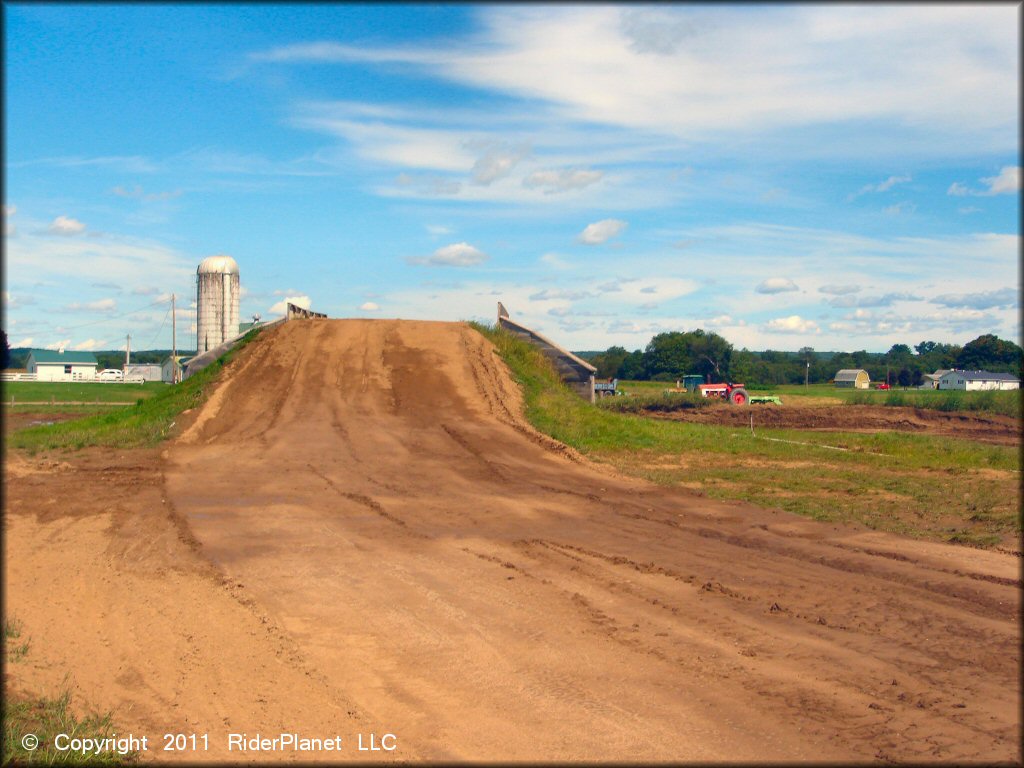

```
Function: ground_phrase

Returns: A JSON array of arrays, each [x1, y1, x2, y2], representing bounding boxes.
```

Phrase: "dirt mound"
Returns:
[[647, 402, 1020, 445], [5, 319, 1019, 763]]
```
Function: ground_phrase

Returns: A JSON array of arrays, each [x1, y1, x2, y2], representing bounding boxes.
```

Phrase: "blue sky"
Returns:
[[3, 3, 1020, 355]]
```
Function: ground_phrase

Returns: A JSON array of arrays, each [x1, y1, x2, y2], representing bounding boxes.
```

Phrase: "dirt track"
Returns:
[[5, 319, 1021, 763]]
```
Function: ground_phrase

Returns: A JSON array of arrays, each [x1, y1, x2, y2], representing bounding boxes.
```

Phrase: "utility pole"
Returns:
[[171, 293, 177, 384], [126, 334, 131, 367]]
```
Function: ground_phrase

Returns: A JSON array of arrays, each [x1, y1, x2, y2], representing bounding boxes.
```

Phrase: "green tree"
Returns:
[[618, 349, 646, 380], [955, 334, 1023, 374], [1, 329, 9, 369], [591, 346, 629, 379]]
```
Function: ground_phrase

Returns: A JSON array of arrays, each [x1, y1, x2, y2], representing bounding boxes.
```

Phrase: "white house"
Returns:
[[937, 369, 1020, 391], [25, 349, 98, 381]]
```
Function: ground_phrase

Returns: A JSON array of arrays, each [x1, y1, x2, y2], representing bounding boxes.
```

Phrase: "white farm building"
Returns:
[[834, 369, 870, 389], [25, 349, 98, 381], [937, 370, 1020, 391]]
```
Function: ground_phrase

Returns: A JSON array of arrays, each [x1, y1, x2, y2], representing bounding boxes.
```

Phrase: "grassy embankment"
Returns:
[[3, 618, 137, 764], [6, 329, 262, 454], [472, 323, 1020, 548]]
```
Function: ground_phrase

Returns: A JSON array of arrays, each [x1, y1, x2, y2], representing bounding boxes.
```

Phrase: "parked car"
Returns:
[[875, 382, 890, 390], [96, 369, 124, 381]]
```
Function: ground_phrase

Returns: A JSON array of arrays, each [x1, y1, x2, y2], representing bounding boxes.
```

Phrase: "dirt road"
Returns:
[[4, 319, 1019, 763], [162, 320, 1019, 762]]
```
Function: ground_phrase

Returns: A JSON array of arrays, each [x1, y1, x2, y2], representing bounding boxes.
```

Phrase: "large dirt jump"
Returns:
[[161, 319, 1019, 762]]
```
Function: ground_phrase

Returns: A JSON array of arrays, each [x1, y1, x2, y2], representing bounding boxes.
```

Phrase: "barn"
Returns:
[[123, 363, 162, 382], [834, 369, 870, 389], [25, 349, 98, 381], [937, 370, 1020, 391]]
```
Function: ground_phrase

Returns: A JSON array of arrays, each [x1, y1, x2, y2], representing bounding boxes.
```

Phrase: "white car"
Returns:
[[96, 369, 124, 381]]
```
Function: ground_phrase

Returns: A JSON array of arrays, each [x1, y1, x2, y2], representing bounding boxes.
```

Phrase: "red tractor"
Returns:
[[698, 382, 751, 405]]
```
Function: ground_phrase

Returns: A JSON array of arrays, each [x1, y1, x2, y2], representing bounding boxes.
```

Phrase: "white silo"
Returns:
[[196, 254, 240, 354]]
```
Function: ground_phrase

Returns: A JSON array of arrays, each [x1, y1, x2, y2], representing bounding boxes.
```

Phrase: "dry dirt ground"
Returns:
[[642, 401, 1020, 446], [4, 319, 1021, 763]]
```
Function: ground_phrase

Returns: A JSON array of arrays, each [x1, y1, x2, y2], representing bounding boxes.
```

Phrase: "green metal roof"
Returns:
[[28, 349, 97, 364]]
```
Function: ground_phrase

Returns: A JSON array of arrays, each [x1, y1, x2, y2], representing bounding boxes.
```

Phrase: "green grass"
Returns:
[[2, 619, 137, 764], [847, 387, 1021, 418], [471, 323, 1021, 548], [1, 381, 165, 404], [4, 619, 30, 662], [7, 330, 262, 454]]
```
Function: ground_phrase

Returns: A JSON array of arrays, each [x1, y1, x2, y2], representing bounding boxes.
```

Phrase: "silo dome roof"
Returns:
[[197, 254, 240, 275]]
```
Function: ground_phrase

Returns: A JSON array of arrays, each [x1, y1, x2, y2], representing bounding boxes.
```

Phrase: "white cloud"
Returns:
[[523, 168, 604, 194], [359, 301, 380, 311], [947, 166, 1020, 197], [48, 215, 86, 235], [72, 338, 104, 351], [269, 295, 311, 314], [980, 166, 1020, 195], [764, 315, 819, 334], [2, 205, 14, 236], [426, 224, 453, 235], [44, 339, 71, 351], [419, 242, 489, 267], [3, 205, 15, 217], [756, 277, 799, 294], [578, 218, 627, 245], [14, 337, 33, 348]]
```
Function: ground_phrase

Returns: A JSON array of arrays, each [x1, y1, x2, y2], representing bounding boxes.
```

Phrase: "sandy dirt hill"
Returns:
[[4, 318, 1019, 763], [163, 319, 1019, 762]]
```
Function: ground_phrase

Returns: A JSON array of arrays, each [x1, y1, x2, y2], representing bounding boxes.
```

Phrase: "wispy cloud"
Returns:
[[932, 287, 1018, 310], [523, 168, 604, 194], [848, 174, 911, 200], [256, 6, 1018, 158]]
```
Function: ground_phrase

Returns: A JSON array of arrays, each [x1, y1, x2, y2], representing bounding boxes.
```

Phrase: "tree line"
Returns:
[[582, 332, 1023, 387]]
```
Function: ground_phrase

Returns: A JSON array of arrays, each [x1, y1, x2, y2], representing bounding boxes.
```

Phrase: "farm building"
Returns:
[[25, 349, 98, 381], [920, 369, 953, 389], [123, 363, 162, 382], [496, 302, 597, 402], [937, 370, 1020, 391], [834, 369, 870, 389], [162, 355, 193, 383]]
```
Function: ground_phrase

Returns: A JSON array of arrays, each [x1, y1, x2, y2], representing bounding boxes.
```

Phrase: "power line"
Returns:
[[143, 304, 171, 350], [21, 297, 172, 335]]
